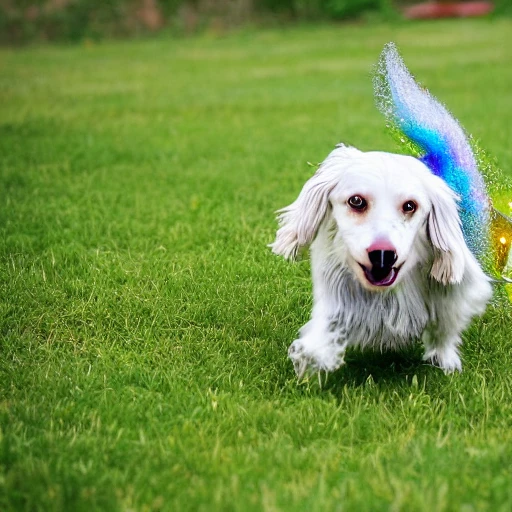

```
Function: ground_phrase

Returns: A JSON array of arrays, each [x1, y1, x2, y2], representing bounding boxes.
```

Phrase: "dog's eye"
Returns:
[[402, 200, 417, 214], [348, 195, 367, 211]]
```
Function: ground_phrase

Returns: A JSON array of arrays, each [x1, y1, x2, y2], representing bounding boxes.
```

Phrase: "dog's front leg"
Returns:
[[288, 303, 347, 379], [422, 275, 492, 374], [422, 327, 462, 374]]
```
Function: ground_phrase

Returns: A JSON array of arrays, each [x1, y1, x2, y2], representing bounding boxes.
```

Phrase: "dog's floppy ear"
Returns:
[[427, 177, 467, 284], [270, 145, 358, 260], [270, 167, 336, 260]]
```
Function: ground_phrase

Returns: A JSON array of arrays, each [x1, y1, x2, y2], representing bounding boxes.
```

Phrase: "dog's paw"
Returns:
[[288, 339, 345, 379], [423, 346, 462, 374]]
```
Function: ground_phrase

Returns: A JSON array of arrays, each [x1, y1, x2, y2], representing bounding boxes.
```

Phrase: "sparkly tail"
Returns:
[[373, 42, 490, 258]]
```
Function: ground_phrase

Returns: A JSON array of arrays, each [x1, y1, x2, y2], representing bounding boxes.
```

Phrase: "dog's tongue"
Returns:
[[365, 265, 397, 287]]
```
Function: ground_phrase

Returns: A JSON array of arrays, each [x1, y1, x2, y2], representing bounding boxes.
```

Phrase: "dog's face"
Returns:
[[328, 151, 432, 290], [271, 145, 467, 288]]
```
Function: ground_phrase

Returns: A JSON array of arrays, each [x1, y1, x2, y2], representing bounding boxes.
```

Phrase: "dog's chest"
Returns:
[[328, 271, 431, 349]]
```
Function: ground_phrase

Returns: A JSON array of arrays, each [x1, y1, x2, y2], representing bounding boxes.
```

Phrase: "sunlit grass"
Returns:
[[1, 18, 512, 511]]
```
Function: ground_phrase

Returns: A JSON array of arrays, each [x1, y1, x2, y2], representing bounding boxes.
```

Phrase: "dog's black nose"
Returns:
[[368, 250, 397, 268]]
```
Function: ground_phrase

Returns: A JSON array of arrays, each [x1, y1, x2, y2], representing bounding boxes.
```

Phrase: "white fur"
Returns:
[[271, 144, 493, 377]]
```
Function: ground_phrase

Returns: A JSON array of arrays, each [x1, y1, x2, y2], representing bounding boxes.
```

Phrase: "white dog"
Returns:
[[271, 144, 493, 377]]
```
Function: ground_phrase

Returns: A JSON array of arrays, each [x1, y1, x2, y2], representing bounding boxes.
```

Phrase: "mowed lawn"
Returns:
[[1, 18, 512, 512]]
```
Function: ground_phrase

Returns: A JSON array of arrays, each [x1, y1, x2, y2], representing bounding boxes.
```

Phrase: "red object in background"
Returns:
[[404, 1, 494, 19]]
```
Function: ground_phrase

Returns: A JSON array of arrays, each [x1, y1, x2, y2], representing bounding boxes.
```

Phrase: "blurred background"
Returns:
[[1, 0, 511, 45]]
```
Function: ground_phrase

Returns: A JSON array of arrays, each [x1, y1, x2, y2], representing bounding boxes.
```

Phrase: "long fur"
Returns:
[[271, 144, 493, 377]]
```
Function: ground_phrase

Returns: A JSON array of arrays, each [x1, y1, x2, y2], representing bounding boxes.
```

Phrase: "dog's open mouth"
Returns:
[[359, 249, 401, 287], [360, 264, 400, 287]]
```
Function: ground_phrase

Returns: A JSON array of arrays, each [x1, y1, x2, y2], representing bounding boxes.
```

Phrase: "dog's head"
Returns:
[[271, 144, 468, 290]]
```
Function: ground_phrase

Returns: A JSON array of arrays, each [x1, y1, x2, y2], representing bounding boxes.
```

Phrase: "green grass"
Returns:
[[1, 18, 512, 512]]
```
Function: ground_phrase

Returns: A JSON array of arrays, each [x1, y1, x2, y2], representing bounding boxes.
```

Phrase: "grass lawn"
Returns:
[[1, 18, 512, 512]]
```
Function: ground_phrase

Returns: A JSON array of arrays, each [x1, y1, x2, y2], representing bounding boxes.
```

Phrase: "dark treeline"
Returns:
[[0, 0, 509, 44]]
